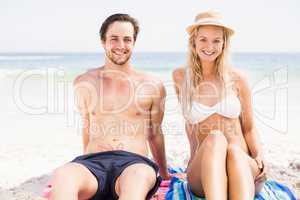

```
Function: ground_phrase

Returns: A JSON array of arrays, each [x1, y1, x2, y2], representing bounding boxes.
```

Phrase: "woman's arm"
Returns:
[[235, 71, 263, 159], [236, 71, 268, 180]]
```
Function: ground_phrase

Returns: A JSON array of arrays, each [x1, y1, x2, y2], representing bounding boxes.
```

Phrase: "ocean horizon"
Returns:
[[1, 52, 300, 83]]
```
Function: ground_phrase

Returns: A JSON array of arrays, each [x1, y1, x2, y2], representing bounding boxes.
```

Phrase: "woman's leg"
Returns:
[[227, 143, 261, 200], [187, 134, 228, 200]]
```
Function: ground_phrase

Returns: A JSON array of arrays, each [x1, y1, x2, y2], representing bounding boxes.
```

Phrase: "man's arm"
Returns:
[[73, 75, 90, 154], [148, 81, 170, 180]]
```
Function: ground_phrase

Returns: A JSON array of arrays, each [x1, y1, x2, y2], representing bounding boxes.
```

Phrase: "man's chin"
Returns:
[[111, 57, 131, 66], [111, 59, 127, 66]]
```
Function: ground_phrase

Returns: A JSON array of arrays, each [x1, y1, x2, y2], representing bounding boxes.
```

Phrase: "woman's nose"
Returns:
[[206, 42, 215, 50]]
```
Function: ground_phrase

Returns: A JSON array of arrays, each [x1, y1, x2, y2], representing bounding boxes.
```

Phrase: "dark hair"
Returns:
[[99, 13, 139, 42]]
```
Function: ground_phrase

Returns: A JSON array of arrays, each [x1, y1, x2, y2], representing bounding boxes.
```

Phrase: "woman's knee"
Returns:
[[227, 143, 245, 163], [201, 132, 228, 152]]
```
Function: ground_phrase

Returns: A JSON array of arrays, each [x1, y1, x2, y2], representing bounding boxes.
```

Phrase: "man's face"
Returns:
[[102, 21, 135, 66]]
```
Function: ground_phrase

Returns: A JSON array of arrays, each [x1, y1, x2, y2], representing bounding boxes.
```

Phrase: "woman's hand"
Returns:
[[254, 155, 267, 182]]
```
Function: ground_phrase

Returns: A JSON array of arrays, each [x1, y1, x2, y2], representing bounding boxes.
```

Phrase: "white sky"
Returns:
[[0, 0, 299, 53]]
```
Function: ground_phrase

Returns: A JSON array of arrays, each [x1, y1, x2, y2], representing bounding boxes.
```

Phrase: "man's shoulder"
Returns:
[[133, 70, 165, 98], [73, 67, 103, 86], [135, 70, 163, 86]]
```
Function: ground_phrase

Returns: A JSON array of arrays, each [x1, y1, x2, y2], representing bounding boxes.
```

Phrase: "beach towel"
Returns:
[[42, 180, 170, 200], [165, 167, 297, 200], [42, 167, 296, 200]]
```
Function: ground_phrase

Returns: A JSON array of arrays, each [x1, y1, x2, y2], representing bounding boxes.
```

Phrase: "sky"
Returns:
[[0, 0, 299, 53]]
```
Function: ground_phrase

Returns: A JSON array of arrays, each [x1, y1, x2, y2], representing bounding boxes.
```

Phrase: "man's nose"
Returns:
[[116, 40, 125, 48]]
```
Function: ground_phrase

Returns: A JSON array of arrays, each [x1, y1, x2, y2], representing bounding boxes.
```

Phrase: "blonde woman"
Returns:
[[173, 11, 267, 200]]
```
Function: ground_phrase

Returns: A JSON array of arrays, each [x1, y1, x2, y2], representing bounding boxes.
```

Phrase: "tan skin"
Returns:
[[173, 25, 266, 200], [50, 21, 170, 200]]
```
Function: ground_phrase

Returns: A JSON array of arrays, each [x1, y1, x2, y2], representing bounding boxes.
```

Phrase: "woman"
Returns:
[[172, 11, 267, 200]]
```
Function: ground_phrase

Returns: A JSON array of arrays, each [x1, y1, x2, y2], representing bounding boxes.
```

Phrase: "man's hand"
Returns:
[[160, 170, 172, 180]]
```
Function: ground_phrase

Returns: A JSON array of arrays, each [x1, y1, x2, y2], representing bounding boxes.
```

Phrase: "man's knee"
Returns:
[[52, 165, 74, 183], [52, 163, 93, 188], [118, 163, 156, 190], [116, 163, 157, 198], [51, 163, 98, 199], [126, 163, 156, 183]]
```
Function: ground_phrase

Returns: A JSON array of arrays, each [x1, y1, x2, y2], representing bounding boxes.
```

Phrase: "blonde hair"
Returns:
[[180, 25, 232, 121]]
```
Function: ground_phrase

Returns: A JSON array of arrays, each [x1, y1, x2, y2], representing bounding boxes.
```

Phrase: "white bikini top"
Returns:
[[187, 93, 241, 124], [182, 68, 241, 124]]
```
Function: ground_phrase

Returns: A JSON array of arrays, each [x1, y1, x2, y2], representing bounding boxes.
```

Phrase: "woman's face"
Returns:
[[194, 25, 224, 64]]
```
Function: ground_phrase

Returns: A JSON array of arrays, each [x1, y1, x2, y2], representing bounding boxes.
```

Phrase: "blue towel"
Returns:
[[165, 167, 296, 200]]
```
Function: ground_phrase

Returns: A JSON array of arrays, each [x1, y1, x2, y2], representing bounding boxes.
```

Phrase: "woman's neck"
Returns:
[[201, 61, 216, 76]]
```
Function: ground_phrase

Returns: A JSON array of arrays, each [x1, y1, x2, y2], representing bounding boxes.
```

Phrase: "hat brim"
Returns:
[[186, 22, 234, 36]]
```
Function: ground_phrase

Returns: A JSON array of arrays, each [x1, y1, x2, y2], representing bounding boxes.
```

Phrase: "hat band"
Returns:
[[194, 18, 225, 26]]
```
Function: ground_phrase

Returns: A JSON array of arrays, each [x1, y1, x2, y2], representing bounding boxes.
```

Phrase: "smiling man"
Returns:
[[50, 14, 170, 200]]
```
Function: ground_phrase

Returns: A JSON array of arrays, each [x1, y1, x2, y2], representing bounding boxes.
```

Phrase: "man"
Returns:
[[50, 14, 170, 200]]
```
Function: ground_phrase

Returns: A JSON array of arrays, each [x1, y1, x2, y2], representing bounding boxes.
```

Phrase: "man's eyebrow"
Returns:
[[108, 35, 118, 38], [124, 36, 133, 39]]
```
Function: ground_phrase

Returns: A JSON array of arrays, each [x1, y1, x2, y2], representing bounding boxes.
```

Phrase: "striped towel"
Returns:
[[165, 167, 296, 200], [42, 167, 296, 200]]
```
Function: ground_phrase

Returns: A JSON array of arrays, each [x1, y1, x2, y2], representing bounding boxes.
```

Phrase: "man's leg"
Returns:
[[50, 163, 98, 200], [115, 163, 157, 200]]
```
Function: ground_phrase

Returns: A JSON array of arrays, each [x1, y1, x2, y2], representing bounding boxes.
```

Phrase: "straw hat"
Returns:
[[186, 11, 234, 36]]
